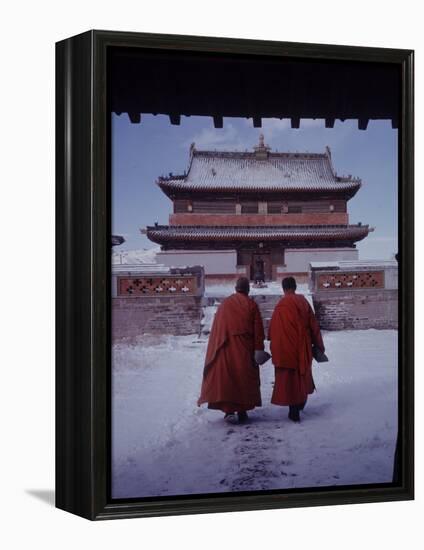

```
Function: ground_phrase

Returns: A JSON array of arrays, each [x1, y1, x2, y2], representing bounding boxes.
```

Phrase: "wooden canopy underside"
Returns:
[[110, 47, 400, 129]]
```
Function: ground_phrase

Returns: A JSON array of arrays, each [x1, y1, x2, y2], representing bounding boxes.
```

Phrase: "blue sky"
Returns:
[[112, 114, 398, 259]]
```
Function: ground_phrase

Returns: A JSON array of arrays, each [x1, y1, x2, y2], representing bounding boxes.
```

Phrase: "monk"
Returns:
[[268, 276, 325, 422], [197, 276, 265, 424]]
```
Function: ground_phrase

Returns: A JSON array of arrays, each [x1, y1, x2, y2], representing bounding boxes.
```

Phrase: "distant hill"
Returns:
[[112, 247, 159, 265]]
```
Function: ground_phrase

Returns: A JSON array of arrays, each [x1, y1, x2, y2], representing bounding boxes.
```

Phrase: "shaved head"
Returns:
[[282, 276, 297, 291], [235, 277, 250, 295]]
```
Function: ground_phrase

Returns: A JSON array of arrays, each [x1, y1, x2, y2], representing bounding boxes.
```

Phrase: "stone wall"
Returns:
[[310, 260, 398, 330], [158, 247, 360, 282], [312, 289, 398, 330], [112, 295, 203, 340], [284, 248, 359, 273], [111, 264, 205, 340], [157, 249, 237, 275]]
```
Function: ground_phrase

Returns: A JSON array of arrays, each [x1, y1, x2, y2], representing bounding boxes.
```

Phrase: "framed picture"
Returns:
[[56, 30, 414, 520]]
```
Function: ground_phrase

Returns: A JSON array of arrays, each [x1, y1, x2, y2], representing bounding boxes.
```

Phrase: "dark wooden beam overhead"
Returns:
[[110, 48, 400, 127], [213, 115, 223, 128], [127, 112, 141, 124], [325, 118, 335, 128], [291, 117, 300, 129], [253, 116, 262, 128], [169, 114, 181, 125], [358, 118, 369, 130]]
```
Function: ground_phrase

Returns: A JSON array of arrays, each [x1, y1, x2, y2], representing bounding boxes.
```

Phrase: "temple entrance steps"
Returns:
[[200, 294, 282, 336], [252, 294, 281, 334]]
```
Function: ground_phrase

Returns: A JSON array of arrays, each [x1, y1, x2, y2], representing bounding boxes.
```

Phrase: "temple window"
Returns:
[[192, 201, 235, 213], [268, 202, 284, 214], [288, 205, 302, 213], [241, 202, 259, 214], [258, 202, 268, 214]]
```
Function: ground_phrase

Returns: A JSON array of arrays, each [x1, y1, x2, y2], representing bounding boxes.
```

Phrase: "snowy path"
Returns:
[[111, 328, 398, 498]]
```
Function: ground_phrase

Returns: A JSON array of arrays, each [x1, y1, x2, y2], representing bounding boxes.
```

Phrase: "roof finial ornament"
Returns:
[[254, 133, 270, 159], [259, 133, 265, 148]]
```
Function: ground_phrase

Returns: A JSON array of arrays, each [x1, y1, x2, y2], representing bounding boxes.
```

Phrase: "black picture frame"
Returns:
[[56, 30, 414, 520]]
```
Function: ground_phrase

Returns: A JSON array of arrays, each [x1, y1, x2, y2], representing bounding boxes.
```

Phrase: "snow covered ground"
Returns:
[[111, 325, 398, 499]]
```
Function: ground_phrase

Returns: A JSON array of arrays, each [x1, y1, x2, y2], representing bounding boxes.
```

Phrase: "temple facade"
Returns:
[[145, 135, 372, 283]]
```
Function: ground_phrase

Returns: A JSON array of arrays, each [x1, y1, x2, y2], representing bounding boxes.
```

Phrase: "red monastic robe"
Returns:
[[268, 292, 324, 406], [198, 292, 265, 413]]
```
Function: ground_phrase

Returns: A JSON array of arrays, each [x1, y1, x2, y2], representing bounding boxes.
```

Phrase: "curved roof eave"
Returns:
[[157, 180, 361, 196], [145, 224, 371, 245]]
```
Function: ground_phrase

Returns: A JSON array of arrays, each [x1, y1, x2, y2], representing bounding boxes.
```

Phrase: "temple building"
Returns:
[[145, 135, 372, 283]]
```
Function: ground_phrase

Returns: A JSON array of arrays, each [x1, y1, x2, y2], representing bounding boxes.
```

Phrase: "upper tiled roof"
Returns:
[[157, 138, 361, 195]]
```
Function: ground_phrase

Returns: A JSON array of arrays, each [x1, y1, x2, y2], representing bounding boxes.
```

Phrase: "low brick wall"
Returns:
[[157, 250, 237, 277], [309, 260, 398, 331], [112, 296, 203, 340], [312, 289, 398, 330]]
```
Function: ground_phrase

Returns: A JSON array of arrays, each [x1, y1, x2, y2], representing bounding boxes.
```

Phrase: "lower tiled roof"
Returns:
[[146, 224, 370, 244]]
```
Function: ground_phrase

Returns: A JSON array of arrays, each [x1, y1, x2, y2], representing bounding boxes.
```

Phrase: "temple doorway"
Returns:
[[250, 253, 271, 282]]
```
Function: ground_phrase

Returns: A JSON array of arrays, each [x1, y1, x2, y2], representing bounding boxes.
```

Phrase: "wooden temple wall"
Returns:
[[169, 212, 348, 226], [155, 248, 360, 282], [173, 199, 347, 215]]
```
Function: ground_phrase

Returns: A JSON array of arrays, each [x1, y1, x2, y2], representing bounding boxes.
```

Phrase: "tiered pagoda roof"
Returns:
[[146, 137, 371, 249], [158, 138, 361, 198]]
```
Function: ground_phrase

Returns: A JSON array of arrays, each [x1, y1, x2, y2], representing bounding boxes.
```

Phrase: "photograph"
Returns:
[[111, 106, 398, 499], [1, 0, 419, 544], [55, 30, 412, 520]]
